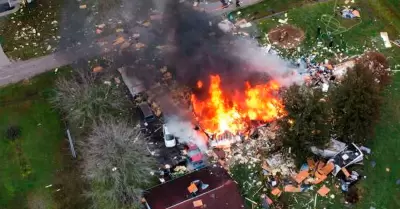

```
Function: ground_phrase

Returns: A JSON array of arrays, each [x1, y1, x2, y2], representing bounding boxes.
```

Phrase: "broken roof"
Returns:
[[143, 166, 245, 209]]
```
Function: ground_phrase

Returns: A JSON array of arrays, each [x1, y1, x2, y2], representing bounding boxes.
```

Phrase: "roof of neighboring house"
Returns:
[[143, 166, 245, 209]]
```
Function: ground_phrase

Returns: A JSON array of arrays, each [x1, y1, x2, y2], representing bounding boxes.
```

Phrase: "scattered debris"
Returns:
[[380, 32, 392, 48], [113, 36, 125, 45], [135, 43, 146, 50], [341, 8, 360, 19], [271, 188, 282, 196], [79, 5, 87, 9], [193, 200, 203, 207], [92, 66, 103, 73], [317, 185, 330, 196]]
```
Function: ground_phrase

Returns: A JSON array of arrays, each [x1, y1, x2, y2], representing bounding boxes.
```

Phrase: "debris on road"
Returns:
[[92, 66, 103, 73]]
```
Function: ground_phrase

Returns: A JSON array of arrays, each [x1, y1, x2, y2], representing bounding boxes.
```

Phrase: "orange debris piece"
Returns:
[[316, 161, 325, 171], [188, 183, 198, 193], [294, 170, 309, 184], [284, 185, 301, 192], [341, 167, 351, 177], [307, 158, 316, 170], [317, 185, 330, 196], [193, 200, 203, 207], [113, 36, 125, 45], [271, 188, 282, 196], [92, 66, 103, 73], [313, 172, 327, 184], [352, 10, 360, 18], [319, 162, 335, 175]]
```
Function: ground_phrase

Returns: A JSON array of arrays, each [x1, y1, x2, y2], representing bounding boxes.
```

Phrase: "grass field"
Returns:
[[228, 0, 400, 208], [0, 0, 62, 60], [231, 0, 313, 20], [0, 68, 86, 209], [256, 0, 400, 66]]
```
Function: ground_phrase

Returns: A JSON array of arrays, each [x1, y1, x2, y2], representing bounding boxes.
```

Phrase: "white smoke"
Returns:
[[230, 38, 305, 86], [164, 115, 208, 152]]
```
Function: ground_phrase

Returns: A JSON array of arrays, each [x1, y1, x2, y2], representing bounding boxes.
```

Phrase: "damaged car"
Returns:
[[328, 143, 364, 176]]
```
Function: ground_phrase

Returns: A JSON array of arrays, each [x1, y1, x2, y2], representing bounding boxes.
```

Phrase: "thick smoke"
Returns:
[[164, 115, 208, 152], [58, 0, 302, 148]]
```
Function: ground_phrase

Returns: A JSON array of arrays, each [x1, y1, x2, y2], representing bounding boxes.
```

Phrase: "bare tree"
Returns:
[[81, 119, 157, 209], [50, 70, 130, 128]]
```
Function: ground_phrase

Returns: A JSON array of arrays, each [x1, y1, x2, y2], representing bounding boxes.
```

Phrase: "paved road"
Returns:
[[0, 34, 126, 86], [0, 0, 262, 87]]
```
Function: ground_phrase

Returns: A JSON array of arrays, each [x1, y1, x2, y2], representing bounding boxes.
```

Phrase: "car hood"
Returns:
[[190, 153, 203, 162]]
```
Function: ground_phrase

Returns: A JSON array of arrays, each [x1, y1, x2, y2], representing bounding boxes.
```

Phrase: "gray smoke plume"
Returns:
[[58, 0, 302, 148]]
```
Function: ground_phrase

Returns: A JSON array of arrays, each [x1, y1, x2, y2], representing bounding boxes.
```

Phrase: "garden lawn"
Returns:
[[256, 0, 400, 67], [231, 0, 315, 20], [357, 71, 400, 209], [0, 71, 65, 208], [0, 0, 63, 60], [251, 0, 400, 208]]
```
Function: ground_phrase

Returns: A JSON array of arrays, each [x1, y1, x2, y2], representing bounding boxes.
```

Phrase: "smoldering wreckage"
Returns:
[[90, 1, 374, 208]]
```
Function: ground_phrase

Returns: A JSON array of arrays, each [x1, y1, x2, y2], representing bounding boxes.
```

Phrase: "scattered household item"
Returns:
[[380, 32, 392, 48], [360, 146, 371, 154], [341, 8, 360, 19], [310, 139, 347, 158]]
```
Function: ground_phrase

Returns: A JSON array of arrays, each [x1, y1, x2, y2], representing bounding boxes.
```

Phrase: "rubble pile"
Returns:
[[208, 124, 297, 176]]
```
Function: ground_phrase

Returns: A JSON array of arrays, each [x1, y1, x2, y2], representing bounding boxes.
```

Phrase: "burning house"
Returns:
[[190, 74, 286, 147]]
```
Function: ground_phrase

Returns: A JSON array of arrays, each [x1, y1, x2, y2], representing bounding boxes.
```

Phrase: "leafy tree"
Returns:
[[357, 52, 391, 90], [330, 64, 384, 144], [81, 120, 157, 209], [278, 85, 330, 163], [50, 70, 130, 128]]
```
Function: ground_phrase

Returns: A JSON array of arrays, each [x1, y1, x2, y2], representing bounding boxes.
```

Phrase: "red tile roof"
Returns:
[[143, 166, 245, 209]]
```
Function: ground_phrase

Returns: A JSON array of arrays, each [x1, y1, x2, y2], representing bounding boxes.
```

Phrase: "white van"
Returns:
[[163, 125, 177, 148]]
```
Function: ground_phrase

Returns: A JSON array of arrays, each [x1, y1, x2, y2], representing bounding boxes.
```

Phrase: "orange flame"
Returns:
[[191, 75, 285, 135], [197, 80, 203, 89]]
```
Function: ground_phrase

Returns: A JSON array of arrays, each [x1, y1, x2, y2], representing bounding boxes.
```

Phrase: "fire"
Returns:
[[197, 80, 203, 89], [191, 75, 285, 135]]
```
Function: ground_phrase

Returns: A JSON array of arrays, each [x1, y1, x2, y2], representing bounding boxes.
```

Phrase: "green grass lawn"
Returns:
[[0, 0, 63, 60], [256, 0, 400, 66], [230, 0, 315, 21], [357, 72, 400, 209], [228, 0, 400, 208], [0, 69, 79, 208]]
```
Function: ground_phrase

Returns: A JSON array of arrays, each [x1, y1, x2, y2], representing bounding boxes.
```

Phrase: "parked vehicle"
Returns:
[[184, 143, 206, 171], [137, 102, 156, 126], [162, 124, 177, 148]]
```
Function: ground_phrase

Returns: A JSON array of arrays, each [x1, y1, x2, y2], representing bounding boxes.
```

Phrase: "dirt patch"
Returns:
[[27, 191, 51, 209], [268, 24, 305, 49]]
